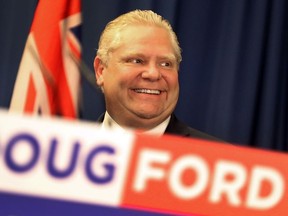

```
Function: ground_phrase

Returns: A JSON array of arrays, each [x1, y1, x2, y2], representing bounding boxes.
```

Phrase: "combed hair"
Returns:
[[97, 10, 182, 66]]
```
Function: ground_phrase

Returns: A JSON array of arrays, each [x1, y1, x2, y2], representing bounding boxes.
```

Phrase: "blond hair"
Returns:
[[97, 10, 182, 66]]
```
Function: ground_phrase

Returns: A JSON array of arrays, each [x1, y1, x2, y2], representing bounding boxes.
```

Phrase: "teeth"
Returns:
[[134, 89, 161, 95]]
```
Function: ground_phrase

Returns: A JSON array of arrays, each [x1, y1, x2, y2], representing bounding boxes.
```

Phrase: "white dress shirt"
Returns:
[[101, 111, 170, 136]]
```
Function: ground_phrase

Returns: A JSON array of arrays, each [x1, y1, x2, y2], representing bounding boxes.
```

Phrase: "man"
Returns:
[[94, 10, 219, 141]]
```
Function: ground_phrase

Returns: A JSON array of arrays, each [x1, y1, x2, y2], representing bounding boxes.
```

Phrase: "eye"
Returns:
[[128, 58, 144, 64], [159, 61, 172, 67]]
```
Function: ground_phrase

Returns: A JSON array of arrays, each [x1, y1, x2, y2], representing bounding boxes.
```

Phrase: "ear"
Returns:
[[93, 56, 105, 87]]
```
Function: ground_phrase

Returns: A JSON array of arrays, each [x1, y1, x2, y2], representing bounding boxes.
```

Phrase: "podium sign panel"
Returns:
[[0, 110, 287, 216]]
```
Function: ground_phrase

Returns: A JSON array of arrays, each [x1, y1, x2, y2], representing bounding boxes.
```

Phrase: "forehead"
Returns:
[[113, 25, 175, 57], [120, 25, 170, 42]]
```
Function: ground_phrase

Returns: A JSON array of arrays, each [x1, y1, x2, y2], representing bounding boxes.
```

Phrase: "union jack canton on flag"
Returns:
[[10, 0, 82, 118]]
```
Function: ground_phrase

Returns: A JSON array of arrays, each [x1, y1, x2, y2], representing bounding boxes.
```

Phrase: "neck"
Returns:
[[103, 111, 170, 134]]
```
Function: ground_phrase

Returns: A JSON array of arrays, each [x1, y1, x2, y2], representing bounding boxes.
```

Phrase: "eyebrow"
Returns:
[[124, 52, 177, 61]]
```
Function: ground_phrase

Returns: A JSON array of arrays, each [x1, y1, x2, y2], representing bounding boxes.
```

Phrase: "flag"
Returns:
[[9, 0, 82, 118]]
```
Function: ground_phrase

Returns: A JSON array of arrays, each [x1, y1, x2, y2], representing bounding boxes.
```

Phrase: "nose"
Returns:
[[141, 63, 162, 81]]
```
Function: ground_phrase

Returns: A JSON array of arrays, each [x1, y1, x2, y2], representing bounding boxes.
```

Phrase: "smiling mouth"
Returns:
[[133, 88, 161, 95]]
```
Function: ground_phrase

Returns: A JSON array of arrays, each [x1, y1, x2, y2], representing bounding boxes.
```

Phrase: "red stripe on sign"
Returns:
[[121, 134, 288, 216]]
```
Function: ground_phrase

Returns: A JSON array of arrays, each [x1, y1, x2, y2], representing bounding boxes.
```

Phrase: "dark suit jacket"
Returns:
[[165, 114, 221, 141], [97, 113, 221, 142]]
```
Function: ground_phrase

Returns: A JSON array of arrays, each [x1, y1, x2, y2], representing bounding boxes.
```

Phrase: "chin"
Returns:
[[134, 111, 161, 119]]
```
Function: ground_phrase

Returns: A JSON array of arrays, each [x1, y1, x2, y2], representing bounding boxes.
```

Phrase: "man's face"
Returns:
[[95, 25, 179, 129]]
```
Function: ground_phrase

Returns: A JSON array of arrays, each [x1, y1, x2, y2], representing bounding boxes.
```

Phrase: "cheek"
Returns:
[[103, 69, 130, 93], [102, 65, 119, 84], [167, 73, 179, 91], [167, 75, 180, 103]]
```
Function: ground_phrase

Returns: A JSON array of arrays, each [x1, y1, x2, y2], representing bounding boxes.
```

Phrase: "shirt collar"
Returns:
[[101, 111, 170, 136]]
